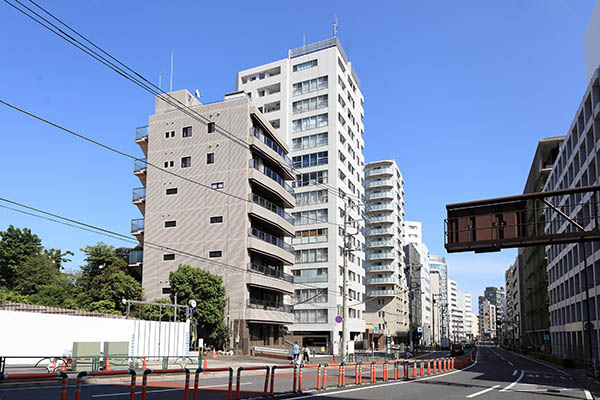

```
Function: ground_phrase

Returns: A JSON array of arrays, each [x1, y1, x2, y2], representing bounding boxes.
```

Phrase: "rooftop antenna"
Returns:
[[333, 16, 338, 38], [194, 89, 203, 100], [170, 51, 174, 92], [303, 34, 306, 47], [157, 71, 165, 91]]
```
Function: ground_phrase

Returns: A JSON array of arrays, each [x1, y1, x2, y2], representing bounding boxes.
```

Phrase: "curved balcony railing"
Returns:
[[129, 250, 143, 264], [367, 277, 397, 285], [366, 251, 395, 260], [365, 191, 393, 201], [367, 290, 396, 297], [366, 215, 395, 224], [365, 202, 393, 211], [132, 187, 146, 202], [247, 298, 293, 313], [364, 227, 394, 236], [135, 126, 148, 141], [131, 218, 144, 233], [366, 239, 395, 248], [249, 227, 294, 254], [365, 166, 394, 177], [251, 127, 293, 167], [366, 264, 396, 272], [365, 179, 394, 189], [248, 263, 293, 282], [133, 158, 147, 173], [249, 193, 294, 225], [250, 160, 294, 196]]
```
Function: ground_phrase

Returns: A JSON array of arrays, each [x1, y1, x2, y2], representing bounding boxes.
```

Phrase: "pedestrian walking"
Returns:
[[292, 341, 300, 364], [303, 345, 310, 363]]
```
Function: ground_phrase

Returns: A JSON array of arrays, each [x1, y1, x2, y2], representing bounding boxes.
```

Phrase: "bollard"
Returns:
[[321, 363, 328, 390], [371, 362, 376, 383], [355, 363, 360, 385], [298, 365, 303, 393], [413, 361, 417, 377], [194, 367, 233, 400], [340, 364, 345, 387], [394, 361, 400, 380], [383, 363, 388, 381], [434, 358, 438, 373], [142, 357, 147, 369], [317, 364, 322, 390], [403, 361, 409, 380], [105, 357, 111, 371]]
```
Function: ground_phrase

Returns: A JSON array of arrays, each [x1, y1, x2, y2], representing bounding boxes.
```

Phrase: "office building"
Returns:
[[236, 37, 366, 354], [132, 90, 296, 354], [362, 160, 407, 348], [470, 312, 480, 339], [505, 258, 521, 348], [464, 293, 473, 339], [479, 298, 497, 340], [429, 255, 449, 341]]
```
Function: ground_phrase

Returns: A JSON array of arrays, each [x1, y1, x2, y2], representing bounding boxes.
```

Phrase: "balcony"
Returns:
[[248, 193, 294, 236], [133, 159, 147, 186], [135, 126, 148, 156], [364, 227, 394, 236], [249, 160, 295, 208], [366, 264, 396, 273], [131, 218, 144, 243], [365, 202, 393, 212], [367, 277, 397, 285], [365, 191, 393, 201], [128, 249, 143, 266], [249, 127, 294, 176], [245, 299, 294, 324], [367, 290, 396, 297], [247, 264, 294, 294], [365, 166, 394, 177], [366, 215, 395, 225], [132, 187, 146, 214], [366, 239, 395, 248], [365, 251, 395, 260], [292, 234, 328, 245], [365, 179, 394, 189], [248, 227, 294, 265], [293, 274, 328, 283]]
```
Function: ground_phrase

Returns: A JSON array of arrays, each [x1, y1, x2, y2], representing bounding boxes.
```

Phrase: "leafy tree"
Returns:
[[138, 298, 175, 321], [0, 225, 43, 288], [169, 264, 229, 348]]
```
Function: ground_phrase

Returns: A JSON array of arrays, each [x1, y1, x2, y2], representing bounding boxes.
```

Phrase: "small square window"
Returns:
[[162, 287, 171, 294], [164, 161, 168, 168], [166, 188, 178, 195], [207, 153, 215, 164], [165, 132, 170, 139], [211, 182, 224, 190], [183, 126, 192, 137], [181, 156, 192, 168], [210, 216, 223, 223], [208, 122, 215, 133], [209, 250, 222, 258], [163, 253, 175, 261], [165, 220, 176, 228], [170, 131, 175, 137], [170, 161, 174, 167]]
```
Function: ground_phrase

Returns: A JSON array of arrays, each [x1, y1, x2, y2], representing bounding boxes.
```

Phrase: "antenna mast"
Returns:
[[333, 16, 338, 38], [170, 52, 174, 92]]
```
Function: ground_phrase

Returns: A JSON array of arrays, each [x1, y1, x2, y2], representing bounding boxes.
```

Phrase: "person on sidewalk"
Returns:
[[292, 341, 300, 364], [303, 345, 311, 363]]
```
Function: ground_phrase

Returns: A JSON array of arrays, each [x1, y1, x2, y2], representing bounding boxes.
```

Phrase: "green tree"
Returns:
[[169, 265, 229, 348], [0, 225, 43, 288], [138, 298, 175, 321]]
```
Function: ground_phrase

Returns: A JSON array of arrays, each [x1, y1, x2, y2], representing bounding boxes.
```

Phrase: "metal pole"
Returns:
[[342, 199, 349, 363], [581, 241, 594, 363]]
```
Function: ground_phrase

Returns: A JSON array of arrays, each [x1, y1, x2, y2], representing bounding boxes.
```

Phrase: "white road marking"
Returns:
[[91, 382, 249, 398], [502, 349, 567, 375], [507, 361, 514, 366], [283, 350, 480, 400], [500, 369, 524, 392], [512, 370, 517, 376], [585, 389, 593, 399], [465, 384, 500, 398]]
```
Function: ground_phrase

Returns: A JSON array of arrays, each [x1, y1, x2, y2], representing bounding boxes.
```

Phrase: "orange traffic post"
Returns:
[[322, 364, 328, 390], [142, 357, 147, 369], [420, 361, 424, 376], [412, 361, 417, 377], [427, 360, 431, 375], [383, 363, 388, 381], [105, 357, 111, 371]]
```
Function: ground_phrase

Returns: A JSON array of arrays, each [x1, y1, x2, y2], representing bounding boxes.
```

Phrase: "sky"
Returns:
[[0, 0, 596, 312]]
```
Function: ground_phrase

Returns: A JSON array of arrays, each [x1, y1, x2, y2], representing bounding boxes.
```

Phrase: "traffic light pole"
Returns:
[[341, 200, 349, 363]]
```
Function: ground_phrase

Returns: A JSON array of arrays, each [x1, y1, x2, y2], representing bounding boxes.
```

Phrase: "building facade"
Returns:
[[478, 298, 497, 340], [132, 90, 296, 354], [236, 37, 366, 354], [545, 67, 600, 361], [429, 255, 449, 341], [505, 258, 521, 348]]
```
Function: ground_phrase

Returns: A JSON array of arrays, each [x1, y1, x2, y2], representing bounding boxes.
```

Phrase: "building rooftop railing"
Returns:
[[0, 302, 128, 319], [249, 227, 294, 254], [289, 37, 347, 62], [249, 193, 294, 225], [135, 125, 148, 141]]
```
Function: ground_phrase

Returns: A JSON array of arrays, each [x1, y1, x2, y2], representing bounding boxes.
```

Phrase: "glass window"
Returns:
[[166, 188, 178, 195], [164, 220, 176, 228], [181, 156, 192, 168], [163, 254, 175, 261], [182, 126, 192, 137], [211, 182, 224, 189], [208, 122, 215, 133], [210, 216, 223, 223], [207, 153, 215, 164], [209, 250, 222, 258]]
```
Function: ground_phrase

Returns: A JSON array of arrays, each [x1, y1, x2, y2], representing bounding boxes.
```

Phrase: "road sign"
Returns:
[[335, 315, 343, 323], [417, 327, 423, 333]]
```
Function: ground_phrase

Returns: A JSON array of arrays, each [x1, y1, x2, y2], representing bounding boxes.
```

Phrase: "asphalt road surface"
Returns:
[[1, 346, 598, 399]]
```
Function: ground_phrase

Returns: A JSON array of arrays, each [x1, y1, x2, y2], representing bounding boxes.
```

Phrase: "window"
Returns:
[[292, 151, 328, 168], [292, 76, 328, 96], [292, 209, 328, 225], [165, 220, 176, 228], [294, 170, 328, 188], [182, 126, 192, 137], [210, 216, 223, 223], [292, 228, 328, 245], [207, 153, 215, 164], [294, 309, 327, 323], [292, 132, 328, 150], [292, 267, 328, 283], [208, 122, 215, 133], [211, 182, 224, 190], [295, 189, 328, 206], [166, 188, 178, 195], [162, 287, 171, 294], [209, 250, 222, 258], [295, 248, 328, 264], [164, 161, 174, 168], [293, 59, 317, 72], [163, 254, 175, 261], [181, 156, 191, 168], [165, 131, 175, 138], [292, 95, 328, 114], [294, 289, 328, 303], [292, 113, 328, 132]]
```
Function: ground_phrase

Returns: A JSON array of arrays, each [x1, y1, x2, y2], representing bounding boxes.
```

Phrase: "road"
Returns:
[[1, 346, 598, 399]]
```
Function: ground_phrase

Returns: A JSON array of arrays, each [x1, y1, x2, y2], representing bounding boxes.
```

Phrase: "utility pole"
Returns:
[[341, 199, 349, 363]]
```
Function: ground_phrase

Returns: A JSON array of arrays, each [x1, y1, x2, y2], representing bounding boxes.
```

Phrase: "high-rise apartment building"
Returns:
[[363, 160, 408, 348], [545, 66, 600, 361], [464, 293, 473, 339], [429, 255, 448, 340], [479, 287, 505, 340], [448, 279, 463, 341], [478, 298, 497, 339], [505, 258, 521, 347], [404, 221, 432, 344], [236, 37, 366, 354], [131, 90, 296, 354]]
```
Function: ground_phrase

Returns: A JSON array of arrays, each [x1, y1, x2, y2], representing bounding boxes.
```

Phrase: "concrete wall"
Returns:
[[0, 310, 188, 364]]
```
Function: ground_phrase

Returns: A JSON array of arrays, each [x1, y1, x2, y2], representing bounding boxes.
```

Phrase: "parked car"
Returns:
[[450, 345, 465, 356]]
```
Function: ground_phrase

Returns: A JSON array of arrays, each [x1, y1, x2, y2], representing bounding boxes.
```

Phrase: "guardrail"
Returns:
[[75, 369, 136, 400], [0, 371, 68, 400]]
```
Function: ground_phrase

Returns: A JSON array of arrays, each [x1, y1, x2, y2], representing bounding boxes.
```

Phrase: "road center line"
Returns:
[[508, 361, 514, 366], [584, 389, 593, 399], [500, 370, 524, 392], [466, 385, 500, 398], [512, 370, 517, 376]]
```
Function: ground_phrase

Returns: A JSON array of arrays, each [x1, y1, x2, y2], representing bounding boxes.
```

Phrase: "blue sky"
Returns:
[[0, 0, 596, 310]]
